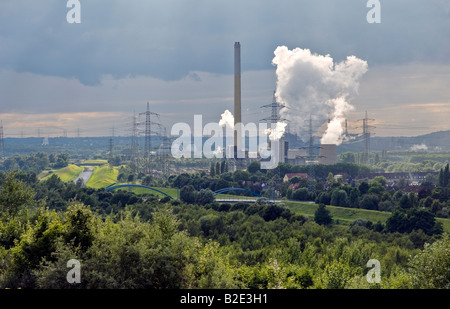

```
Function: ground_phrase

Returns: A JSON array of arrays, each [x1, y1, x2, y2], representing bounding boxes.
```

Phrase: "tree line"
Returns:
[[1, 170, 449, 289]]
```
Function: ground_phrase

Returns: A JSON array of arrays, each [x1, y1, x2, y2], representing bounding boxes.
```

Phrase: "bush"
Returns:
[[330, 190, 348, 207], [408, 234, 450, 288], [292, 188, 310, 201]]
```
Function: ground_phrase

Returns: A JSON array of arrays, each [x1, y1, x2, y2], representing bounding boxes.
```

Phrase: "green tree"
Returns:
[[314, 204, 332, 226], [233, 170, 250, 183], [292, 188, 310, 201], [315, 191, 331, 205], [330, 189, 348, 207], [247, 161, 261, 174], [180, 185, 196, 204], [438, 164, 450, 187], [358, 181, 369, 195], [340, 152, 356, 163], [196, 189, 215, 206], [359, 193, 379, 210], [319, 259, 354, 289], [215, 162, 221, 176], [0, 172, 35, 218], [398, 194, 413, 209], [54, 153, 70, 169], [64, 202, 96, 251], [408, 234, 450, 288], [326, 172, 335, 185], [210, 162, 215, 177], [220, 160, 226, 174]]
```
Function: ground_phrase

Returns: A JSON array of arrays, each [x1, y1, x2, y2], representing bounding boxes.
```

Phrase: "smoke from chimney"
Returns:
[[272, 46, 368, 145], [219, 109, 234, 128]]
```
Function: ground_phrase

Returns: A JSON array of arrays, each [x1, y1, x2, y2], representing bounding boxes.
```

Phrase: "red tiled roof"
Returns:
[[284, 173, 308, 180]]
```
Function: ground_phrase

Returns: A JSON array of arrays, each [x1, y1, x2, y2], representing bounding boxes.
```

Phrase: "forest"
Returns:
[[0, 166, 449, 289]]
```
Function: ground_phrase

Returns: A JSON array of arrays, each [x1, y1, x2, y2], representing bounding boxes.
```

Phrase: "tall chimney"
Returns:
[[234, 42, 242, 154]]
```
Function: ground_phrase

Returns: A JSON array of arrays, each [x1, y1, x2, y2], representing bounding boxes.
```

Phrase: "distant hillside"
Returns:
[[337, 130, 450, 153], [3, 130, 450, 157]]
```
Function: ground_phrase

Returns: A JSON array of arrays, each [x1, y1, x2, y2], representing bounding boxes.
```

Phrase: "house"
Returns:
[[355, 172, 438, 186], [283, 173, 309, 183]]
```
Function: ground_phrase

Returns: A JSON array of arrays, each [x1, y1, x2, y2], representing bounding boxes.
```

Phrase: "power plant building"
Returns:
[[286, 149, 307, 166], [319, 144, 338, 165]]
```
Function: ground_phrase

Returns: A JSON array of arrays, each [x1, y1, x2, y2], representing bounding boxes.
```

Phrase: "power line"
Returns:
[[358, 111, 375, 165], [140, 102, 160, 175], [260, 90, 287, 124]]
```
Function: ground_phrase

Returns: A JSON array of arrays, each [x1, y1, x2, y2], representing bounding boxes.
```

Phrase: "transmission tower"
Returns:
[[0, 121, 4, 158], [297, 115, 323, 193], [259, 91, 288, 168], [307, 116, 317, 192], [359, 111, 374, 165], [129, 111, 140, 175], [158, 126, 171, 177], [139, 102, 160, 175], [108, 126, 115, 161], [260, 91, 287, 125]]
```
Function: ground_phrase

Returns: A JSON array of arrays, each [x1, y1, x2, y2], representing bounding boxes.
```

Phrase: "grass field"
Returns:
[[40, 164, 84, 182], [285, 201, 450, 233], [437, 218, 450, 233], [79, 159, 109, 165], [85, 165, 119, 189], [215, 194, 256, 200], [285, 201, 391, 224]]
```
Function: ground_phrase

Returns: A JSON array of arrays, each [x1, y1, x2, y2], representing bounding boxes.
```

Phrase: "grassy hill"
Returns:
[[40, 164, 84, 182], [284, 201, 450, 233], [85, 165, 119, 189]]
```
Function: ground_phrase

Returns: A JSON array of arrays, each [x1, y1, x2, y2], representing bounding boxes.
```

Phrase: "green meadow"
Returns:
[[40, 164, 84, 182], [85, 165, 119, 189], [284, 201, 450, 233]]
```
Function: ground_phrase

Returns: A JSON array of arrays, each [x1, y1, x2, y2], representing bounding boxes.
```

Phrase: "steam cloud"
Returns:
[[219, 109, 234, 128], [272, 46, 368, 145], [410, 144, 428, 151], [219, 109, 286, 142], [265, 121, 287, 141]]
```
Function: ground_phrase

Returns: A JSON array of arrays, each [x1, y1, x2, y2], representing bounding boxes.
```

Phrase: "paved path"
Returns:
[[75, 167, 94, 185]]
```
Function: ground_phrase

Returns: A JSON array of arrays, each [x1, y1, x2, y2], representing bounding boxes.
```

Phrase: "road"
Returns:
[[75, 167, 94, 185]]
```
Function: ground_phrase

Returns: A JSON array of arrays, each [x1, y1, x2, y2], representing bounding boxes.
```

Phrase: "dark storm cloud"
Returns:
[[1, 0, 449, 86]]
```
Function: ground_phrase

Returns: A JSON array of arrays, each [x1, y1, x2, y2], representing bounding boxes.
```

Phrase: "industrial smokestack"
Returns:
[[234, 42, 242, 154]]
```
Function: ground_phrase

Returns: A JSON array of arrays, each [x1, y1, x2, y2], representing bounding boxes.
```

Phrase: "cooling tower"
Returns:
[[319, 144, 338, 165]]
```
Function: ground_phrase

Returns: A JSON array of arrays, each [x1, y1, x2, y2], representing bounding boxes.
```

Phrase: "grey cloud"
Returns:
[[1, 1, 449, 86]]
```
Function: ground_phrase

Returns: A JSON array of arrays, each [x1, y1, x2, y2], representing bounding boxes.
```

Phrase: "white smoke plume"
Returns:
[[265, 121, 287, 141], [219, 109, 234, 128], [272, 46, 368, 145], [410, 144, 428, 151]]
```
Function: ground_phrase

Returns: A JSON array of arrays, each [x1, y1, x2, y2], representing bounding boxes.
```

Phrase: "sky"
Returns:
[[0, 0, 449, 140]]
